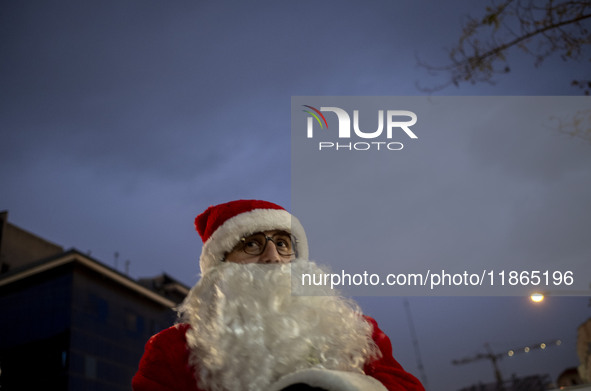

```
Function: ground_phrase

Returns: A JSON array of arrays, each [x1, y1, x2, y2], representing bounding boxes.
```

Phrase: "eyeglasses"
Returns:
[[236, 231, 297, 257]]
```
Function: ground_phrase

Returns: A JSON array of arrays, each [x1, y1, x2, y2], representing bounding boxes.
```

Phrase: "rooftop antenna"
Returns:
[[114, 251, 119, 270], [403, 299, 429, 390], [125, 260, 130, 275]]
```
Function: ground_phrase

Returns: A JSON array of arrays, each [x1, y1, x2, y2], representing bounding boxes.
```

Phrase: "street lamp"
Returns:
[[529, 288, 591, 303], [530, 292, 544, 303]]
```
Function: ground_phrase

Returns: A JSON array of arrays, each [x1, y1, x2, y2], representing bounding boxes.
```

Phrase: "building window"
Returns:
[[86, 293, 108, 322], [125, 312, 137, 331], [84, 356, 97, 380], [124, 310, 144, 334]]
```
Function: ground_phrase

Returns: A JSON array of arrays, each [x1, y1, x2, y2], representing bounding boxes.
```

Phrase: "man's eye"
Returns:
[[274, 235, 292, 249], [244, 240, 262, 248]]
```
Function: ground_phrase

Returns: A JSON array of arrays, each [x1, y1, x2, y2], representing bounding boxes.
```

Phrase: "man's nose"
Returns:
[[259, 241, 286, 264]]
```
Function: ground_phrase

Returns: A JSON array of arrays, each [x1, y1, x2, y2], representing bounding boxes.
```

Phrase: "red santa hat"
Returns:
[[195, 199, 309, 274]]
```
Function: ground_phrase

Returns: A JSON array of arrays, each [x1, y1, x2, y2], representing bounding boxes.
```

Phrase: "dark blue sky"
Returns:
[[1, 1, 590, 390]]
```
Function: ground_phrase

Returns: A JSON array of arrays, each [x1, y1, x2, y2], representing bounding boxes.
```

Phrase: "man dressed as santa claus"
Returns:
[[133, 199, 425, 391]]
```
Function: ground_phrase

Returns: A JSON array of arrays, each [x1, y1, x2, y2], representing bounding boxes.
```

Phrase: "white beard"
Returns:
[[177, 259, 380, 391]]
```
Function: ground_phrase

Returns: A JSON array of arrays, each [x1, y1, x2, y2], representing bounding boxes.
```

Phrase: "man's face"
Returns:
[[224, 230, 295, 264]]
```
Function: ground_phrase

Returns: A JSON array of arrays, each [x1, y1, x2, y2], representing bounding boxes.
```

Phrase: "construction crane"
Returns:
[[452, 339, 562, 389]]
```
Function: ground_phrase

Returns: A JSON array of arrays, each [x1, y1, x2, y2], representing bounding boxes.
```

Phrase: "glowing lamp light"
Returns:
[[530, 293, 544, 302]]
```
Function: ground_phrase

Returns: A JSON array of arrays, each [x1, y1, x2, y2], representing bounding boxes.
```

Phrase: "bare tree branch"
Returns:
[[470, 11, 591, 65], [417, 0, 591, 94]]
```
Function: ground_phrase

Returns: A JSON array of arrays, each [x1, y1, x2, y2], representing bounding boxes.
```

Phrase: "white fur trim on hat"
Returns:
[[199, 208, 309, 274]]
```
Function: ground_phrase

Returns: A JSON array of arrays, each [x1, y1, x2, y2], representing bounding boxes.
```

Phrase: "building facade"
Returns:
[[0, 211, 188, 390]]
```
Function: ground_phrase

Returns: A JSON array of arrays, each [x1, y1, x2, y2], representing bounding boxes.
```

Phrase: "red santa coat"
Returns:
[[132, 316, 425, 391]]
